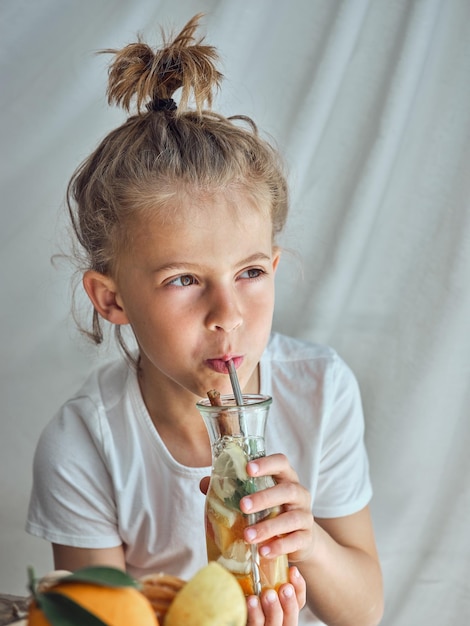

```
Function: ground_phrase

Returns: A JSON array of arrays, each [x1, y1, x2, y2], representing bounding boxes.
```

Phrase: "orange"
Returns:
[[27, 580, 159, 626], [236, 573, 255, 596]]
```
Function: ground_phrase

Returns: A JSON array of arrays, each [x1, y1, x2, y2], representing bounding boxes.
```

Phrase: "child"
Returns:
[[26, 14, 383, 626]]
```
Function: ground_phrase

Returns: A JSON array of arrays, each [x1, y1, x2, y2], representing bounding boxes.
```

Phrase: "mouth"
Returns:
[[205, 355, 243, 374]]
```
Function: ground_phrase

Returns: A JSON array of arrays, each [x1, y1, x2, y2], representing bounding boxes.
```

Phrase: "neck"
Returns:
[[135, 355, 260, 467], [137, 366, 210, 466]]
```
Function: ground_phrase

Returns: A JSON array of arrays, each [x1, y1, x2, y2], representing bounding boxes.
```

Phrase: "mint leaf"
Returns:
[[244, 478, 258, 494], [224, 477, 259, 511]]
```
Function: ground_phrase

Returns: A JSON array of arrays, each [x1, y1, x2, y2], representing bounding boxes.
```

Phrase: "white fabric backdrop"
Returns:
[[1, 1, 469, 624]]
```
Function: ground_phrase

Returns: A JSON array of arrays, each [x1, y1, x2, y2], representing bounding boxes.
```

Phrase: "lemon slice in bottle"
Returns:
[[213, 441, 249, 481]]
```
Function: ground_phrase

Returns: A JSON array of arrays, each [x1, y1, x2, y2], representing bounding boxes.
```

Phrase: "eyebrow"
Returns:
[[153, 252, 272, 274]]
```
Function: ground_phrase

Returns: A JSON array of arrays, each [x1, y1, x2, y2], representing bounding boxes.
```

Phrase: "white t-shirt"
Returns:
[[26, 332, 372, 626]]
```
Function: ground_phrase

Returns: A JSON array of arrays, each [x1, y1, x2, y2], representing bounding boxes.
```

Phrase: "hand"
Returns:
[[199, 468, 308, 623], [246, 566, 306, 626], [240, 454, 315, 564]]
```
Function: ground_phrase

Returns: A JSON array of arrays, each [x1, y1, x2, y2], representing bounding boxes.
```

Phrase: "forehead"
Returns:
[[136, 183, 273, 233], [118, 186, 274, 274]]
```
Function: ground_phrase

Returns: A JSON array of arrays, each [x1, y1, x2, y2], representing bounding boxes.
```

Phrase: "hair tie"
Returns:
[[146, 98, 177, 112]]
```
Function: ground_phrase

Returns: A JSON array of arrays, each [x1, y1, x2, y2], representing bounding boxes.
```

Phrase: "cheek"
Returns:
[[253, 288, 275, 316], [122, 299, 168, 345], [245, 295, 275, 339]]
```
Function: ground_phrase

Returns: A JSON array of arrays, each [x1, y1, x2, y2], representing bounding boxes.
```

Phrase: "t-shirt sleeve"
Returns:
[[26, 398, 122, 548], [313, 354, 373, 518]]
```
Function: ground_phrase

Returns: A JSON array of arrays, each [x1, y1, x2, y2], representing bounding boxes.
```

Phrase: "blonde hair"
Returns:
[[67, 14, 289, 352]]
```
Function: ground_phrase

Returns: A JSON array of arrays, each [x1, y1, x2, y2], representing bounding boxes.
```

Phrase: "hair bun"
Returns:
[[103, 13, 223, 114]]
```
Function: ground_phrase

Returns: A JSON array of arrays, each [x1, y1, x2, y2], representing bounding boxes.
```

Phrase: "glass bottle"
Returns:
[[196, 394, 289, 596]]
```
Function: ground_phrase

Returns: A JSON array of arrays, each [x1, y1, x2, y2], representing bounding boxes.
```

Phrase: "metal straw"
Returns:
[[227, 359, 244, 405], [227, 359, 248, 436], [226, 359, 262, 595]]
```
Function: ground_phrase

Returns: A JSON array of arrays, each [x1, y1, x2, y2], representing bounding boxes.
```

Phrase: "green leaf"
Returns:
[[224, 477, 260, 511], [36, 591, 109, 626], [244, 477, 258, 494], [28, 566, 38, 599], [58, 566, 139, 588]]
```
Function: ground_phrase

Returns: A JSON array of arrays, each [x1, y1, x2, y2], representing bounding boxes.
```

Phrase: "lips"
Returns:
[[205, 356, 243, 374]]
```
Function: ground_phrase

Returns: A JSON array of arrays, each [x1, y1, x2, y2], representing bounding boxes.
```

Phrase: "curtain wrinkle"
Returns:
[[288, 0, 371, 201], [296, 0, 444, 339]]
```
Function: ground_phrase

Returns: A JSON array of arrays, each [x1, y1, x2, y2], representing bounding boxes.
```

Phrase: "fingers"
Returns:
[[288, 566, 307, 610], [244, 456, 310, 515], [240, 460, 314, 563], [277, 581, 303, 624], [246, 568, 306, 626], [244, 511, 315, 564], [247, 589, 283, 626], [246, 587, 297, 626], [241, 482, 309, 516], [243, 509, 314, 558], [247, 453, 299, 483]]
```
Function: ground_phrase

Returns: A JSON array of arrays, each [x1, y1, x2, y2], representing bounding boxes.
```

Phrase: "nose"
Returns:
[[205, 285, 243, 333]]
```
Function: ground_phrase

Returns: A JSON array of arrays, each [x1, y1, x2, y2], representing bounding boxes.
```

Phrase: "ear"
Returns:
[[83, 271, 130, 326], [272, 248, 282, 273]]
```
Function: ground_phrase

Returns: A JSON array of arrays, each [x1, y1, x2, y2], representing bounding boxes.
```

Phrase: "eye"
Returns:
[[239, 268, 266, 280], [168, 274, 197, 287]]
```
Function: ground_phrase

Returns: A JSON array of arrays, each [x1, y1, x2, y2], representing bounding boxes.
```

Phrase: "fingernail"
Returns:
[[242, 497, 253, 511], [248, 461, 259, 475], [247, 595, 259, 608], [245, 527, 257, 542], [259, 544, 271, 556], [282, 584, 294, 598], [265, 589, 277, 604]]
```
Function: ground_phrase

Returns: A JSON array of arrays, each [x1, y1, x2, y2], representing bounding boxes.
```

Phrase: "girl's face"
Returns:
[[113, 187, 280, 401]]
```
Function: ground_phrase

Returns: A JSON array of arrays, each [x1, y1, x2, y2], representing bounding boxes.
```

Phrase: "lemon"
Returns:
[[165, 562, 247, 626], [206, 493, 237, 527], [213, 442, 249, 481]]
